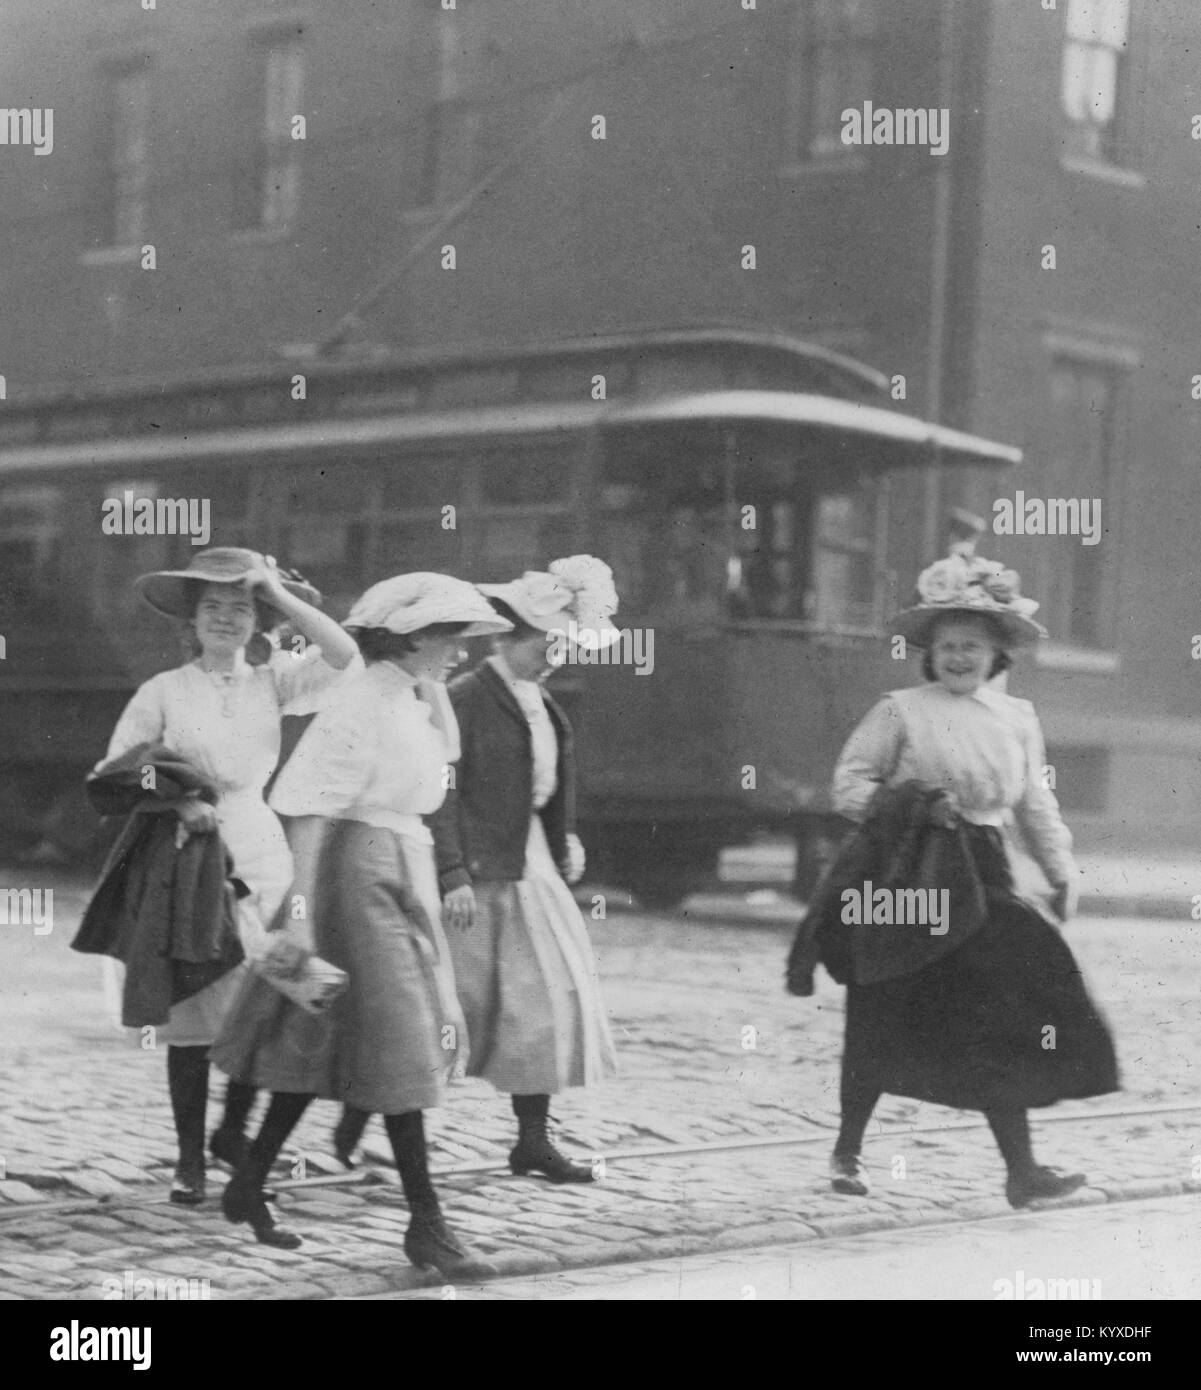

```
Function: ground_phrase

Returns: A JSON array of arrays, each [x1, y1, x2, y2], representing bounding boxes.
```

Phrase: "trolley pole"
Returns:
[[922, 0, 957, 561]]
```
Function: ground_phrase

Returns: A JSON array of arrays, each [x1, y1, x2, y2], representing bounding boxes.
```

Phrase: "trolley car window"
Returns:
[[279, 464, 378, 600], [0, 485, 63, 616]]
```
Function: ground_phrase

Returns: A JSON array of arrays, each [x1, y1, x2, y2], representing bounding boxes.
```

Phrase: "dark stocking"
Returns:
[[985, 1107, 1036, 1178], [238, 1092, 314, 1191], [835, 1070, 881, 1157], [383, 1110, 439, 1217], [166, 1045, 210, 1172], [221, 1079, 257, 1135]]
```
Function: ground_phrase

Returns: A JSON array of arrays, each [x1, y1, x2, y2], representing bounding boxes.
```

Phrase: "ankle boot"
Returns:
[[510, 1113, 595, 1184], [404, 1209, 498, 1279], [222, 1174, 302, 1249], [170, 1158, 206, 1206], [829, 1150, 870, 1196], [1005, 1165, 1087, 1209]]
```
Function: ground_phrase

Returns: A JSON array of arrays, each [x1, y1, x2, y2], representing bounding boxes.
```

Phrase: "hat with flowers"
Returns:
[[479, 554, 621, 651], [890, 530, 1047, 649]]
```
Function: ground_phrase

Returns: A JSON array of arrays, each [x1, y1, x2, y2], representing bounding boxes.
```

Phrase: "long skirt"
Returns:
[[840, 828, 1119, 1112], [212, 820, 467, 1114], [449, 815, 617, 1095]]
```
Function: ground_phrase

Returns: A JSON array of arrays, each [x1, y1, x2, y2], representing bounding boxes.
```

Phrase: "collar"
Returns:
[[371, 660, 420, 692]]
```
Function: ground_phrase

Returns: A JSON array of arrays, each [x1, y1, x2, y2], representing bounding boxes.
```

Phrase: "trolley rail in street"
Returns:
[[3, 1098, 1198, 1223]]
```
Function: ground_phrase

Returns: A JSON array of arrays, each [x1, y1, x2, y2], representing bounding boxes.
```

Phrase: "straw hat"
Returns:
[[134, 548, 320, 621], [344, 572, 513, 637], [890, 549, 1048, 649], [479, 555, 621, 652]]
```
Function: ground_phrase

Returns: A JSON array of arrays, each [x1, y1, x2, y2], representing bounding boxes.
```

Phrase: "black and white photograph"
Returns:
[[0, 0, 1195, 1336]]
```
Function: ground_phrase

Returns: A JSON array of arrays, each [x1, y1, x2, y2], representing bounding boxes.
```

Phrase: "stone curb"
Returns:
[[7, 1173, 1196, 1300], [349, 1176, 1201, 1299]]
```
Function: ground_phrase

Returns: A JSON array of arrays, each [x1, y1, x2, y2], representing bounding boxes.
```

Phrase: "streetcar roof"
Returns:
[[0, 390, 1019, 474], [608, 391, 1024, 465]]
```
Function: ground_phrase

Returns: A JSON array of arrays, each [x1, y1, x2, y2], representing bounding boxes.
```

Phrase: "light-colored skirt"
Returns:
[[450, 815, 617, 1095], [212, 819, 467, 1113]]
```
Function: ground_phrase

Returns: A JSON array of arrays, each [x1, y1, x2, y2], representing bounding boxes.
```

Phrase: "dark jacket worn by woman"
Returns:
[[428, 661, 576, 893]]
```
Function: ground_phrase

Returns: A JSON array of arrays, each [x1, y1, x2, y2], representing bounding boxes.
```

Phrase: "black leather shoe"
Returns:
[[830, 1151, 870, 1196], [404, 1213, 498, 1279], [1006, 1166, 1087, 1209], [209, 1126, 250, 1170], [222, 1176, 302, 1249], [169, 1161, 206, 1206], [510, 1122, 596, 1184]]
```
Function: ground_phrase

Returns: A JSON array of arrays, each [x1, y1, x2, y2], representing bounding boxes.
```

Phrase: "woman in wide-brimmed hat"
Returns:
[[800, 544, 1119, 1208], [211, 573, 511, 1276], [88, 547, 359, 1205]]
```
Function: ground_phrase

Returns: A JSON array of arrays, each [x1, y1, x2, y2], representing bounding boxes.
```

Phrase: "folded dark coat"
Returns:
[[427, 661, 575, 893], [71, 742, 245, 1027], [787, 780, 988, 990]]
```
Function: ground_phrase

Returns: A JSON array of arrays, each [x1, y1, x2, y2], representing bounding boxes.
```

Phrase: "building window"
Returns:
[[786, 0, 877, 163], [1061, 0, 1131, 164], [234, 32, 304, 232], [1042, 360, 1118, 648], [97, 65, 150, 248]]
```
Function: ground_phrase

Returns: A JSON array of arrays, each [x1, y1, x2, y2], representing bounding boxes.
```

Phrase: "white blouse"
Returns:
[[832, 683, 1075, 886], [268, 661, 458, 841], [101, 646, 359, 798], [487, 655, 559, 810]]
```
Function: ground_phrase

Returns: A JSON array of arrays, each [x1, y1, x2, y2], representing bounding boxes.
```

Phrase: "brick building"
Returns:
[[1, 0, 1198, 850]]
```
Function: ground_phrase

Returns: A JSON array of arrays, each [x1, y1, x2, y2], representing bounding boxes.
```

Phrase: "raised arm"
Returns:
[[244, 557, 359, 670]]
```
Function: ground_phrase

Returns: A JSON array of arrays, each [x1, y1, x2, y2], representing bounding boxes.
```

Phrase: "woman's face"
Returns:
[[503, 629, 556, 682], [192, 582, 257, 658], [407, 632, 469, 682], [929, 618, 1001, 695]]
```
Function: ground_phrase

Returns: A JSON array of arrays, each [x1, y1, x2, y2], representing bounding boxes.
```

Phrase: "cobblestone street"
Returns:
[[2, 877, 1199, 1299]]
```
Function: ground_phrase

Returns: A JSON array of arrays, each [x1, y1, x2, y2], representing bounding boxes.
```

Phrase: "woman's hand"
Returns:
[[443, 884, 476, 932], [176, 800, 218, 835], [561, 833, 586, 886], [1049, 881, 1078, 923], [926, 791, 960, 830], [240, 555, 289, 605]]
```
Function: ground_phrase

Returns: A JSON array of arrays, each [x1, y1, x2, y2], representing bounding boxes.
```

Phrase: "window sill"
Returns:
[[1034, 643, 1121, 674], [778, 154, 869, 179], [1059, 154, 1145, 189], [79, 245, 141, 267]]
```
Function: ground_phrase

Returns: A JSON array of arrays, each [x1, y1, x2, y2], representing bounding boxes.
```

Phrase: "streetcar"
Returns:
[[0, 326, 1020, 901]]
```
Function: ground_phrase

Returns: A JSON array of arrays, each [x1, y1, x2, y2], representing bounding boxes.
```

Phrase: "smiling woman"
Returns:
[[796, 541, 1119, 1209], [77, 546, 359, 1208]]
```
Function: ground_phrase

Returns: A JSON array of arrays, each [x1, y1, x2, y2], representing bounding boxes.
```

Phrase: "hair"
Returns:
[[486, 598, 544, 646], [350, 621, 470, 663], [920, 613, 1014, 682]]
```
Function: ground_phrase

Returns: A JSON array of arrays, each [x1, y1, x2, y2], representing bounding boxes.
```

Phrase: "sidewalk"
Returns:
[[1, 891, 1198, 1299]]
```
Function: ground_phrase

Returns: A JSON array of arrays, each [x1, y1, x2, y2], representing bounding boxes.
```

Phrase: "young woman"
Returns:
[[823, 548, 1119, 1207], [211, 572, 511, 1276], [428, 557, 619, 1182], [91, 547, 358, 1204]]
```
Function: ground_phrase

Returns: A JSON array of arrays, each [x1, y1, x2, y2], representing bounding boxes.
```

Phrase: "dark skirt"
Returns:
[[840, 828, 1120, 1112]]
